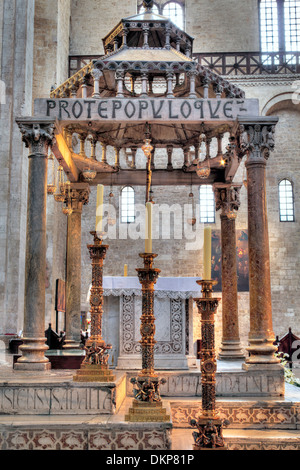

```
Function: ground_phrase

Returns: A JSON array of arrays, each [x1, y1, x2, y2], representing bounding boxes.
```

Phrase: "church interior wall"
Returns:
[[0, 0, 299, 357]]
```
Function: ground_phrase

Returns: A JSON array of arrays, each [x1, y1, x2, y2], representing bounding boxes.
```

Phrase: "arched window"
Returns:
[[279, 179, 295, 222], [163, 2, 184, 29], [121, 186, 135, 223], [199, 185, 215, 224]]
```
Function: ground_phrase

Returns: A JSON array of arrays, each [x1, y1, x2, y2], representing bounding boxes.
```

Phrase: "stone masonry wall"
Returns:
[[1, 0, 299, 361]]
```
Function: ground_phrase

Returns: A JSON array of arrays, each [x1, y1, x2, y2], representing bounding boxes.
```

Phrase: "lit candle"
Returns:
[[203, 226, 212, 280], [96, 184, 104, 234], [145, 202, 153, 253], [124, 264, 128, 277]]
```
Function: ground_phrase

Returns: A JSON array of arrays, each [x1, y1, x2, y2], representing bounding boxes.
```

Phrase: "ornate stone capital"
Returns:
[[92, 68, 102, 81], [238, 117, 278, 164], [65, 183, 90, 212], [214, 183, 242, 218], [17, 119, 55, 156]]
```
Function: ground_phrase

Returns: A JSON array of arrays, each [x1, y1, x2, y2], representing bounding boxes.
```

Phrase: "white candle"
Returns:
[[203, 226, 212, 280], [145, 202, 153, 253], [96, 184, 104, 234]]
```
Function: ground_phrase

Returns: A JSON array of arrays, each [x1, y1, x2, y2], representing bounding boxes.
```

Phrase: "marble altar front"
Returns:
[[86, 277, 200, 371]]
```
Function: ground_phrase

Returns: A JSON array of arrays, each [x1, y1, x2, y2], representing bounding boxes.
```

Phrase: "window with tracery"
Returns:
[[279, 179, 295, 222], [259, 0, 300, 55], [121, 186, 136, 223], [199, 185, 215, 224]]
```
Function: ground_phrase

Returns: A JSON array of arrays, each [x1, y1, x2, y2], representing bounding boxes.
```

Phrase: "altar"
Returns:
[[96, 277, 200, 370]]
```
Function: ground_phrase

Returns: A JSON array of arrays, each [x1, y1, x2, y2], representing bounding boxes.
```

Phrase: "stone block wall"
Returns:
[[1, 0, 299, 361]]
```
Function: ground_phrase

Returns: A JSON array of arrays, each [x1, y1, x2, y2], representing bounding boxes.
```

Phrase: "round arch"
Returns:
[[261, 91, 300, 116]]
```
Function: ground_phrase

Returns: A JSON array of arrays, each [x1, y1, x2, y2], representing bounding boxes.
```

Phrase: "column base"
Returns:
[[14, 337, 51, 371], [245, 339, 280, 365], [218, 341, 245, 361]]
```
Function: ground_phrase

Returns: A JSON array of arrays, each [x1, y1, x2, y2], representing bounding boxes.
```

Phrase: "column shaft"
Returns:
[[246, 160, 278, 362], [239, 118, 280, 366], [63, 184, 90, 349], [15, 120, 55, 370], [219, 214, 244, 359], [64, 208, 82, 348]]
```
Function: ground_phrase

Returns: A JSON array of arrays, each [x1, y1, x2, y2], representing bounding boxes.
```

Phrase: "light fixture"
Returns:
[[47, 152, 57, 195], [242, 164, 247, 189], [82, 167, 97, 182], [62, 181, 73, 216], [196, 134, 211, 179], [107, 187, 116, 226], [54, 165, 66, 202], [187, 179, 196, 225], [142, 138, 153, 158], [226, 210, 237, 220]]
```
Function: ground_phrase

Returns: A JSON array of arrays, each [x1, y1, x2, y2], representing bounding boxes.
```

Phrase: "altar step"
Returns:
[[172, 428, 300, 451], [0, 407, 299, 450], [169, 391, 300, 430]]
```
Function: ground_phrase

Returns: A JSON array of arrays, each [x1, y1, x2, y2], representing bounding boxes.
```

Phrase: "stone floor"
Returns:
[[0, 347, 300, 450]]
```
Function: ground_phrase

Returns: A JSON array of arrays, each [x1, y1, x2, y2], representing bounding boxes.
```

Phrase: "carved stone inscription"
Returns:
[[34, 98, 259, 122], [0, 385, 115, 415], [158, 371, 285, 397]]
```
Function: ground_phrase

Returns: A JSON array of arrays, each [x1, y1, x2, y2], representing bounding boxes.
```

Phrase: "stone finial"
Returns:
[[143, 0, 154, 10]]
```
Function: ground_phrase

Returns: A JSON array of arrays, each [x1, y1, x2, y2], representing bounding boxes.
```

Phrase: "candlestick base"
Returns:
[[73, 363, 116, 383], [190, 416, 230, 450], [125, 376, 170, 422]]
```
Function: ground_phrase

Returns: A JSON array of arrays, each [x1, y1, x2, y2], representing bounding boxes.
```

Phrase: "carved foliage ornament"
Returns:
[[18, 122, 55, 155], [239, 123, 276, 161], [215, 185, 241, 217]]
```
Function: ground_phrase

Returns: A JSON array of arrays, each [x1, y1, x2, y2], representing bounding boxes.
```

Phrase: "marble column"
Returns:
[[214, 183, 244, 360], [15, 119, 55, 370], [239, 117, 281, 367], [64, 184, 90, 349]]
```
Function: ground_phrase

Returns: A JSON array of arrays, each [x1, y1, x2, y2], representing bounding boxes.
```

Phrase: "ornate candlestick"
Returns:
[[125, 253, 170, 422], [74, 231, 115, 382], [190, 280, 229, 449]]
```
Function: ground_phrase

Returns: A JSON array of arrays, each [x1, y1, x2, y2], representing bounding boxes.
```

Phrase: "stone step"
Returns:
[[172, 428, 300, 451], [0, 415, 299, 450], [169, 396, 300, 430]]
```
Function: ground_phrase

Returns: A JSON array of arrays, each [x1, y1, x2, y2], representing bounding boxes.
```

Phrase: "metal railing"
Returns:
[[69, 51, 300, 77]]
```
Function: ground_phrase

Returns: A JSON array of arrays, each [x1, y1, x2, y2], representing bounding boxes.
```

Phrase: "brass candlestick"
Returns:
[[74, 231, 115, 382], [190, 279, 229, 450], [125, 253, 170, 422]]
